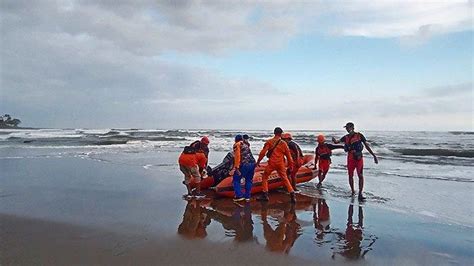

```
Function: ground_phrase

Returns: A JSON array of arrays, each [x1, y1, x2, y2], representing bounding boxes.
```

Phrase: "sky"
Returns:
[[1, 0, 473, 131]]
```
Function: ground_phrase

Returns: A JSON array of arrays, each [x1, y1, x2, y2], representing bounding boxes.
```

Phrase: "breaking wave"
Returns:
[[392, 148, 474, 158]]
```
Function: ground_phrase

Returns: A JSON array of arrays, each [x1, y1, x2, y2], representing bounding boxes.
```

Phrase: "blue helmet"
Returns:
[[235, 134, 243, 142]]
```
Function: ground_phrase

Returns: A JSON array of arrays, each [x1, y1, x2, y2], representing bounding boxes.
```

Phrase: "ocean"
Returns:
[[1, 128, 473, 228]]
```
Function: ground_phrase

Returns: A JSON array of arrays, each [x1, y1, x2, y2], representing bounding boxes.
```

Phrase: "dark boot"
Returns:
[[290, 192, 296, 203], [257, 192, 269, 201]]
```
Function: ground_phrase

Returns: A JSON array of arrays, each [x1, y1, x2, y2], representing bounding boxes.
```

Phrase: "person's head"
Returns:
[[344, 122, 355, 133], [235, 134, 243, 143], [201, 136, 210, 146], [317, 134, 325, 144], [281, 132, 292, 142], [274, 127, 283, 136], [243, 134, 249, 140]]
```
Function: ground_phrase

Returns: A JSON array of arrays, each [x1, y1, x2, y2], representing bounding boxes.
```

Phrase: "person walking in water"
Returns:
[[232, 134, 256, 202], [332, 122, 378, 201], [256, 127, 296, 203], [314, 134, 344, 188], [281, 132, 304, 191]]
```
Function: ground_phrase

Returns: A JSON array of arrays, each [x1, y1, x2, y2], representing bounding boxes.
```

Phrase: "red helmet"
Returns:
[[317, 134, 325, 143], [201, 136, 210, 145], [281, 132, 293, 140]]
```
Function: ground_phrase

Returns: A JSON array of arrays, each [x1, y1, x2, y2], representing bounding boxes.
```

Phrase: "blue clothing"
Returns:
[[233, 162, 256, 199]]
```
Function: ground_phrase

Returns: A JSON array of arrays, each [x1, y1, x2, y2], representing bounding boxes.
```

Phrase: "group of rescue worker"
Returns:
[[178, 122, 378, 202]]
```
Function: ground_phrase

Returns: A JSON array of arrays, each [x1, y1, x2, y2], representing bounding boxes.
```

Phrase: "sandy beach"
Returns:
[[1, 146, 472, 265]]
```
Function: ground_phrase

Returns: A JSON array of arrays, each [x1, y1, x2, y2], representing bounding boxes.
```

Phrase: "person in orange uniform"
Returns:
[[178, 146, 207, 197], [281, 132, 304, 191], [190, 136, 210, 162], [332, 122, 378, 201], [314, 134, 344, 188], [256, 127, 295, 203]]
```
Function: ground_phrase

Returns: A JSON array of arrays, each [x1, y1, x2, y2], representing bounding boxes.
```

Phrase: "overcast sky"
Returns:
[[1, 0, 472, 131]]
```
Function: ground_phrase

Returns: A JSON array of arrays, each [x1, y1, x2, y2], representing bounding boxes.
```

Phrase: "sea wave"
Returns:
[[449, 131, 474, 135], [392, 148, 474, 158]]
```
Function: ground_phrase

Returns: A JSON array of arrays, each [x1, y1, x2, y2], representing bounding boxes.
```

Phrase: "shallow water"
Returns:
[[1, 145, 473, 264], [1, 128, 473, 227]]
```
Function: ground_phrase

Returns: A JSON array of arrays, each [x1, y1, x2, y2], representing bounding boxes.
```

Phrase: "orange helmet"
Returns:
[[201, 136, 210, 145], [317, 134, 325, 143], [282, 132, 293, 140]]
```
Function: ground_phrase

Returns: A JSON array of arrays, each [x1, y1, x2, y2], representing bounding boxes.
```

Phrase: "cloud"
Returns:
[[422, 82, 473, 97], [324, 0, 472, 40], [1, 1, 472, 130]]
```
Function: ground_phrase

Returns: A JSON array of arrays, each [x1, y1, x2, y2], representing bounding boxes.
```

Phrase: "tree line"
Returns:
[[0, 114, 21, 128]]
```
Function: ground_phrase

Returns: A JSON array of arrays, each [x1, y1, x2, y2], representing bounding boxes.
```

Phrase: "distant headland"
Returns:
[[0, 114, 27, 129]]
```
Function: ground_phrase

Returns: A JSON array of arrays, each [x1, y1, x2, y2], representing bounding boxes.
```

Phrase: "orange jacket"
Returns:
[[179, 153, 197, 167], [196, 152, 207, 169], [258, 136, 294, 166], [233, 141, 241, 168], [179, 152, 206, 168]]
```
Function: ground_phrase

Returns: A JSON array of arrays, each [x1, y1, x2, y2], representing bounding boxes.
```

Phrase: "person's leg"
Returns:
[[275, 164, 294, 193], [290, 162, 299, 191], [257, 165, 272, 201], [232, 168, 243, 199], [190, 166, 202, 194], [356, 158, 365, 200], [261, 165, 272, 193], [347, 157, 356, 194], [317, 170, 323, 188], [180, 165, 193, 195], [317, 160, 329, 187], [275, 164, 295, 203], [243, 163, 255, 199]]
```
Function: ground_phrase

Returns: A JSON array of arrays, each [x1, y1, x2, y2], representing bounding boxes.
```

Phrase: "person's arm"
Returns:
[[313, 147, 319, 170], [328, 144, 344, 150], [284, 144, 294, 171], [256, 141, 270, 166], [295, 144, 301, 165], [332, 136, 344, 144], [361, 134, 378, 164], [233, 143, 241, 173], [197, 154, 207, 174]]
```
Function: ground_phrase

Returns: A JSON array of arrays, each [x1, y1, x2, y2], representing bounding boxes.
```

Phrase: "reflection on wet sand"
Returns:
[[332, 199, 378, 260], [177, 191, 377, 259], [313, 198, 331, 244], [178, 199, 211, 239], [261, 202, 301, 253]]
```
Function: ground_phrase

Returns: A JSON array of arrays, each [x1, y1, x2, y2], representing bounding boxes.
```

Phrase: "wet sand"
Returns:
[[1, 152, 473, 265], [1, 214, 312, 265]]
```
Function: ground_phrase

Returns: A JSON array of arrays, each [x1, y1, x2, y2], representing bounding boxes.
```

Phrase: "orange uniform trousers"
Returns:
[[261, 162, 294, 193]]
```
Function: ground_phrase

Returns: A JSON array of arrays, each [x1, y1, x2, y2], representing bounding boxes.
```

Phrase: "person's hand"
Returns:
[[374, 156, 378, 164], [313, 166, 318, 171], [234, 167, 241, 176], [331, 137, 337, 143]]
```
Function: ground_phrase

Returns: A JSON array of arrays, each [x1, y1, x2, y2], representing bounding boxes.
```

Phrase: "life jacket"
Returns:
[[234, 141, 255, 165], [182, 145, 196, 154], [288, 140, 303, 162], [190, 140, 209, 157], [317, 144, 332, 160], [344, 133, 364, 153]]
